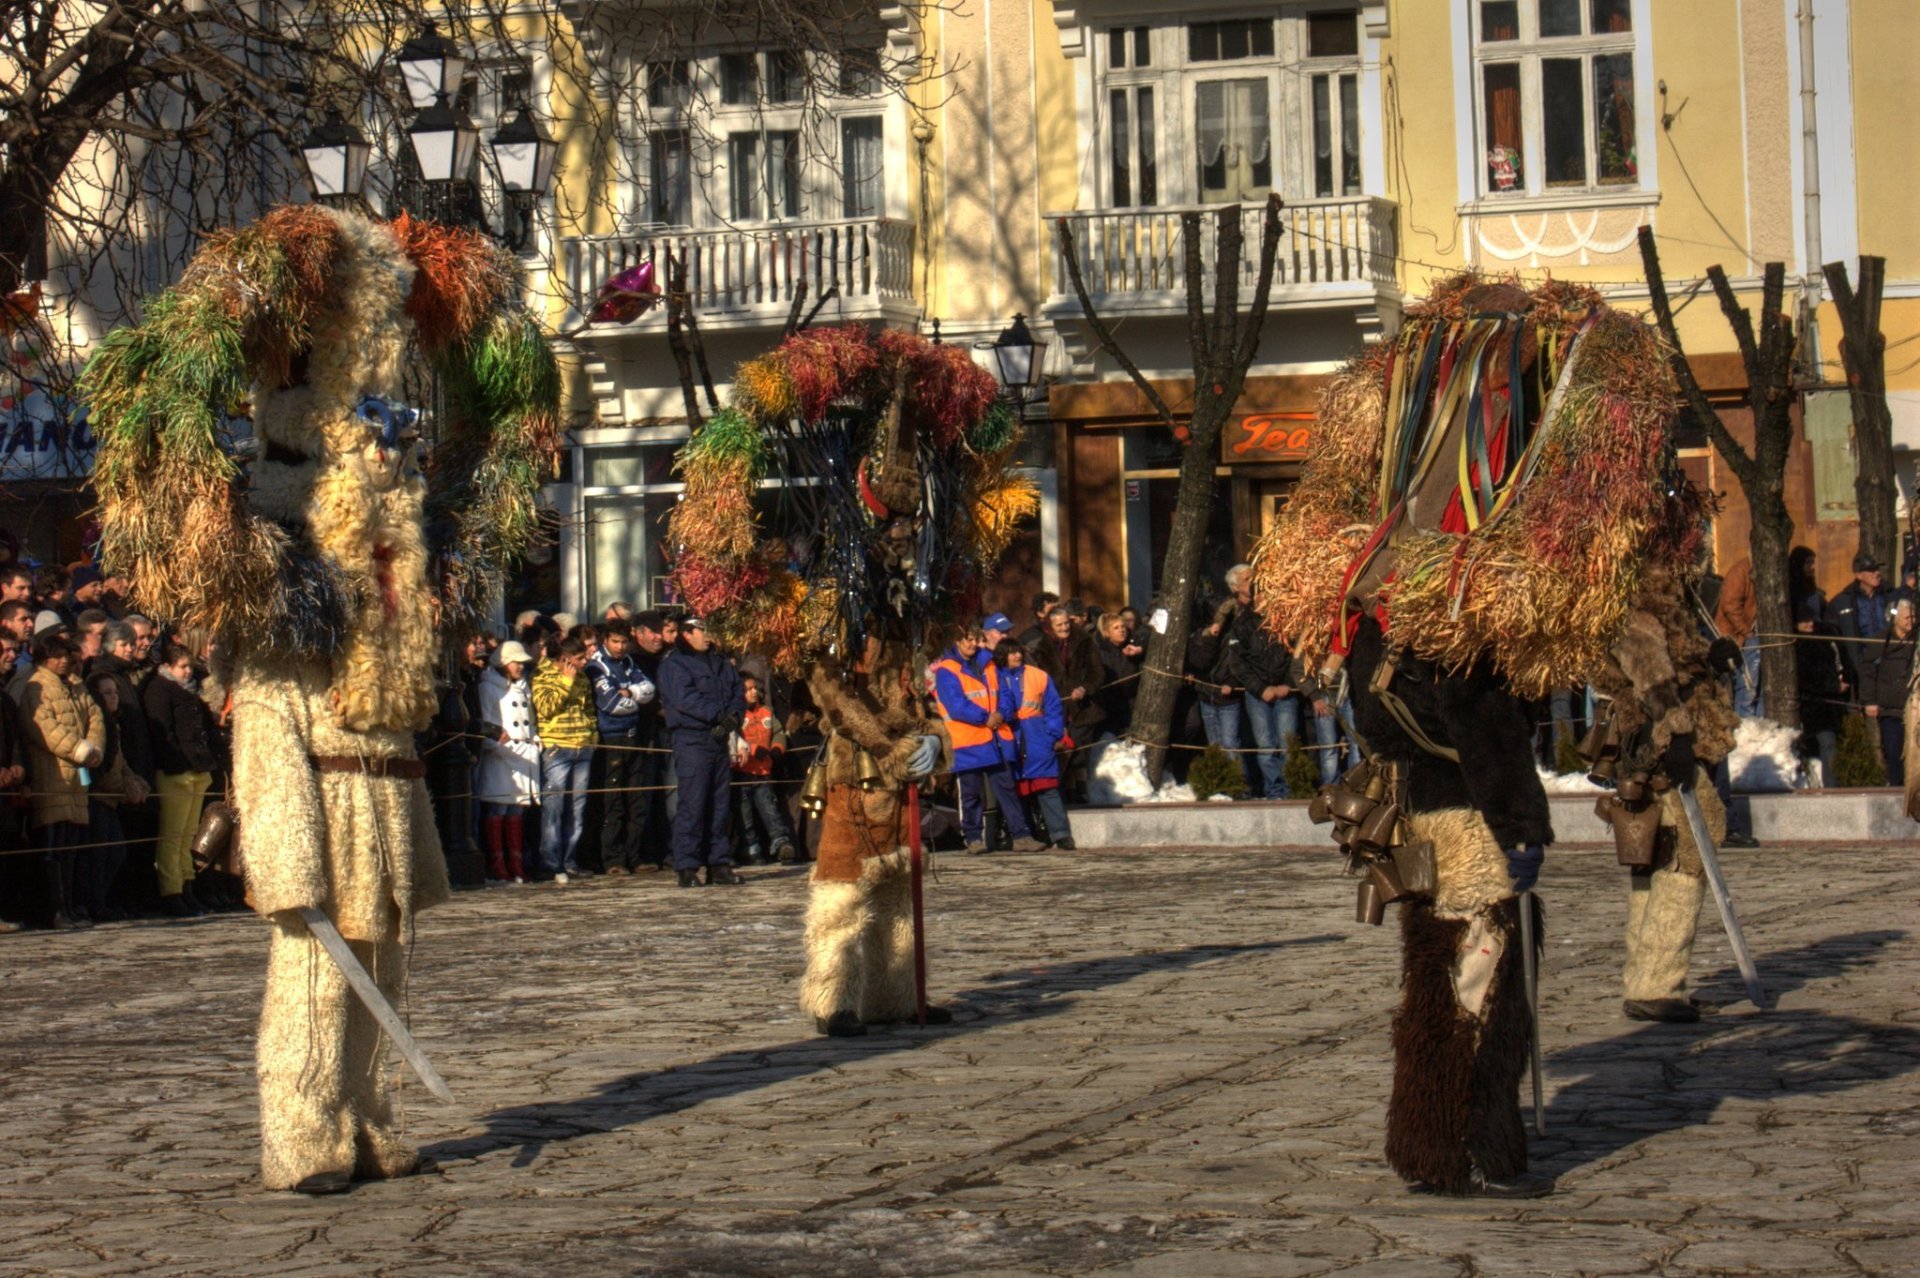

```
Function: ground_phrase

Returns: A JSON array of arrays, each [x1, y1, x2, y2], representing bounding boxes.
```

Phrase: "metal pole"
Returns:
[[1518, 890, 1545, 1136], [1797, 0, 1824, 368], [1678, 784, 1769, 1009], [907, 783, 928, 1026]]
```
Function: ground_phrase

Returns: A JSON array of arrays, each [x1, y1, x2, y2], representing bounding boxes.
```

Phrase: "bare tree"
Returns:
[[1059, 195, 1284, 783], [1638, 226, 1802, 728], [1, 0, 961, 330], [1823, 256, 1897, 576]]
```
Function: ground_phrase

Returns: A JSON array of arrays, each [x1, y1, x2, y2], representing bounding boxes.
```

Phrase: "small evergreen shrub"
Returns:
[[1834, 712, 1888, 787], [1189, 743, 1249, 800]]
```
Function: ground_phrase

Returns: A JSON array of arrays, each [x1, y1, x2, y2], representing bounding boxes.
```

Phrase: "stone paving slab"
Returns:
[[1, 844, 1917, 1276]]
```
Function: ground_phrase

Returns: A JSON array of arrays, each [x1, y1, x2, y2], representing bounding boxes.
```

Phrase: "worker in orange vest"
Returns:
[[998, 640, 1074, 850], [931, 627, 1043, 855]]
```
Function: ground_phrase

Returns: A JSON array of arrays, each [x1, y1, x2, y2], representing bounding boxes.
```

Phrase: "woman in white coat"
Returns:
[[475, 640, 541, 883]]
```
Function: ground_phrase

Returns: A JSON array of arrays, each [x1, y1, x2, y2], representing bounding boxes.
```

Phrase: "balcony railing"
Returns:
[[563, 217, 916, 330], [1045, 196, 1397, 311]]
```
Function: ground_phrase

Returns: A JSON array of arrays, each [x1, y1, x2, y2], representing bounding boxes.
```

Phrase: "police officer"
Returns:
[[657, 616, 747, 887]]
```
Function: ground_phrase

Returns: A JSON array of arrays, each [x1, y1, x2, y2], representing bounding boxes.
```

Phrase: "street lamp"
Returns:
[[990, 313, 1046, 420], [398, 23, 466, 111], [489, 105, 558, 252], [299, 109, 372, 207]]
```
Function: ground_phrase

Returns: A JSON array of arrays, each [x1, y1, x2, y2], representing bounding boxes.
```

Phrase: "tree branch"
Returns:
[[1637, 227, 1756, 488], [1057, 217, 1177, 429]]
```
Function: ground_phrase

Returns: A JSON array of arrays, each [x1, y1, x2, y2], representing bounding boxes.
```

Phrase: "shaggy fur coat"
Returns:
[[1347, 617, 1548, 1193]]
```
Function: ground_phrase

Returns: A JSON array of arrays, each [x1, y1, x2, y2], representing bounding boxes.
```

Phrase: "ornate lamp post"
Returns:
[[298, 109, 373, 208], [990, 313, 1046, 421]]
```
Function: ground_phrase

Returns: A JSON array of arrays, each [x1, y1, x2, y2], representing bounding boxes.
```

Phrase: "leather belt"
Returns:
[[309, 754, 427, 779]]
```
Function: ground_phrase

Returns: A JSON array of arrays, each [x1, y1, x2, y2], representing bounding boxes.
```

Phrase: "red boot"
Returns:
[[483, 813, 508, 882], [504, 810, 527, 883]]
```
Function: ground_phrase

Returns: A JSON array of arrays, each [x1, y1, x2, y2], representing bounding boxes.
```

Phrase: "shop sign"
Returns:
[[1125, 478, 1142, 502], [1223, 413, 1314, 463], [0, 390, 93, 481]]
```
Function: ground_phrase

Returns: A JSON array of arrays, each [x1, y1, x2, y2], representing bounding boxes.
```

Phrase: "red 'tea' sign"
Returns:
[[1224, 413, 1314, 462]]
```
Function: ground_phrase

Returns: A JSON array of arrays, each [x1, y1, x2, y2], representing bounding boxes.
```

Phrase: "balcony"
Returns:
[[562, 216, 919, 334], [1043, 196, 1398, 319]]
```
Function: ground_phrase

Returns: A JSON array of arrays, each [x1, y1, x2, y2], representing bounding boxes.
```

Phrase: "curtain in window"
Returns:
[[1196, 79, 1270, 200], [729, 133, 761, 220], [1111, 90, 1133, 205], [841, 117, 884, 217], [768, 130, 801, 216], [651, 131, 691, 224], [1339, 73, 1361, 194]]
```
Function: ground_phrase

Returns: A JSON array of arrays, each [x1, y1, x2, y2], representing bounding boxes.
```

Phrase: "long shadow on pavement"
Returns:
[[1535, 929, 1918, 1177], [426, 936, 1341, 1168]]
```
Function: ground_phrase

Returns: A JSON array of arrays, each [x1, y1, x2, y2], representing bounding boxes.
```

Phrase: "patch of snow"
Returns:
[[1538, 767, 1604, 795], [1728, 717, 1805, 792], [1088, 739, 1196, 804], [1207, 792, 1237, 803]]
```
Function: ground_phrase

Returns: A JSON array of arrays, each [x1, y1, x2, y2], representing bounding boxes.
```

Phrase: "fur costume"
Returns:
[[1272, 278, 1707, 1194], [84, 207, 559, 1190], [666, 327, 1028, 1033], [1590, 567, 1737, 1011]]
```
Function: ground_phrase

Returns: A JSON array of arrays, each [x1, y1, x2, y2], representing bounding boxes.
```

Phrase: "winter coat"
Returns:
[[1187, 617, 1239, 707], [91, 653, 155, 784], [1226, 603, 1292, 695], [530, 659, 598, 749], [1866, 635, 1915, 714], [1094, 634, 1139, 730], [932, 645, 1016, 773], [1829, 581, 1891, 644], [1032, 627, 1106, 737], [1008, 662, 1068, 786], [475, 666, 541, 806], [658, 646, 745, 739], [1795, 622, 1848, 734], [733, 702, 786, 778], [586, 648, 655, 738], [1712, 559, 1757, 646], [90, 706, 146, 809], [144, 673, 218, 775], [19, 665, 106, 828]]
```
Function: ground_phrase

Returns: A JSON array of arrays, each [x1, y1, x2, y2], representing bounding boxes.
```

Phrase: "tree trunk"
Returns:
[[1748, 488, 1799, 728], [1825, 257, 1898, 574]]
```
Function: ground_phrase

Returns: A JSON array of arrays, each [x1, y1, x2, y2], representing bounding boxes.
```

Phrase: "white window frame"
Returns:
[[1468, 0, 1649, 201], [623, 47, 895, 232], [1089, 8, 1367, 210]]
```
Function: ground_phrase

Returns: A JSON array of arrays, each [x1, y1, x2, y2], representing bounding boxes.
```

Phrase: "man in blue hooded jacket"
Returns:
[[931, 628, 1044, 855]]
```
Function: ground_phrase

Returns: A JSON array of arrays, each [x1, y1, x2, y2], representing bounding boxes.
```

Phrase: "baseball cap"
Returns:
[[494, 640, 534, 666], [33, 610, 64, 635], [682, 615, 707, 631], [1853, 553, 1881, 573], [981, 612, 1013, 633]]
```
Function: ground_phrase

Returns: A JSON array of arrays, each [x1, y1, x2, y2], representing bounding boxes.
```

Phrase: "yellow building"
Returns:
[[525, 0, 1918, 618]]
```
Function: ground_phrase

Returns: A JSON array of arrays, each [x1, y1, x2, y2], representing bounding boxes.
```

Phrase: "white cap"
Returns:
[[494, 640, 534, 667], [33, 610, 64, 635]]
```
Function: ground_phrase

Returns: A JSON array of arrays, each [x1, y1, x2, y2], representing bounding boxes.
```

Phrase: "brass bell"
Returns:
[[798, 757, 830, 816], [855, 748, 884, 790]]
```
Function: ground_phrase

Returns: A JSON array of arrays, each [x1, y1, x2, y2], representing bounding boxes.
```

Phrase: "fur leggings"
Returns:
[[797, 851, 918, 1025], [1385, 895, 1536, 1191], [257, 915, 419, 1189]]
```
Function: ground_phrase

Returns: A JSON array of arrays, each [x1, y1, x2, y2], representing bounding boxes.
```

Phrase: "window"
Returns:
[[729, 130, 801, 221], [1187, 19, 1274, 62], [1196, 79, 1271, 201], [1311, 72, 1361, 197], [839, 48, 883, 96], [721, 51, 804, 106], [647, 61, 689, 111], [1109, 87, 1157, 206], [1095, 13, 1365, 208], [841, 116, 884, 216], [1473, 0, 1639, 197], [649, 130, 691, 224]]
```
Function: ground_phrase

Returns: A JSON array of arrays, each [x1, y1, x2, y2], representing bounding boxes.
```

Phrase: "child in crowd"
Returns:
[[999, 641, 1075, 850], [733, 675, 796, 864], [476, 640, 541, 884]]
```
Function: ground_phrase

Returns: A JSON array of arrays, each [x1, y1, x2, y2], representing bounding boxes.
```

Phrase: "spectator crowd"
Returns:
[[5, 535, 1906, 933]]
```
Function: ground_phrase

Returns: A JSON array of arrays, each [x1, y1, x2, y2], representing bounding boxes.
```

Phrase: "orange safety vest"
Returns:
[[1016, 665, 1049, 720], [931, 657, 1013, 750]]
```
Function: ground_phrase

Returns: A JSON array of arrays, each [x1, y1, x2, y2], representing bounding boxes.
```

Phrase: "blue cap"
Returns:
[[981, 612, 1014, 633]]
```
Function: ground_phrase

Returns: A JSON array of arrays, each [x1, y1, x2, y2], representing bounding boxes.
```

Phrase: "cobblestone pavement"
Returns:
[[2, 843, 1917, 1277]]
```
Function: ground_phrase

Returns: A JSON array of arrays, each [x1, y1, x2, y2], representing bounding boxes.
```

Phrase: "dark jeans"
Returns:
[[41, 819, 86, 918], [1879, 714, 1905, 786], [957, 764, 1031, 844], [671, 736, 733, 871], [595, 730, 649, 871], [734, 779, 794, 855], [82, 801, 126, 917], [1029, 787, 1072, 844]]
